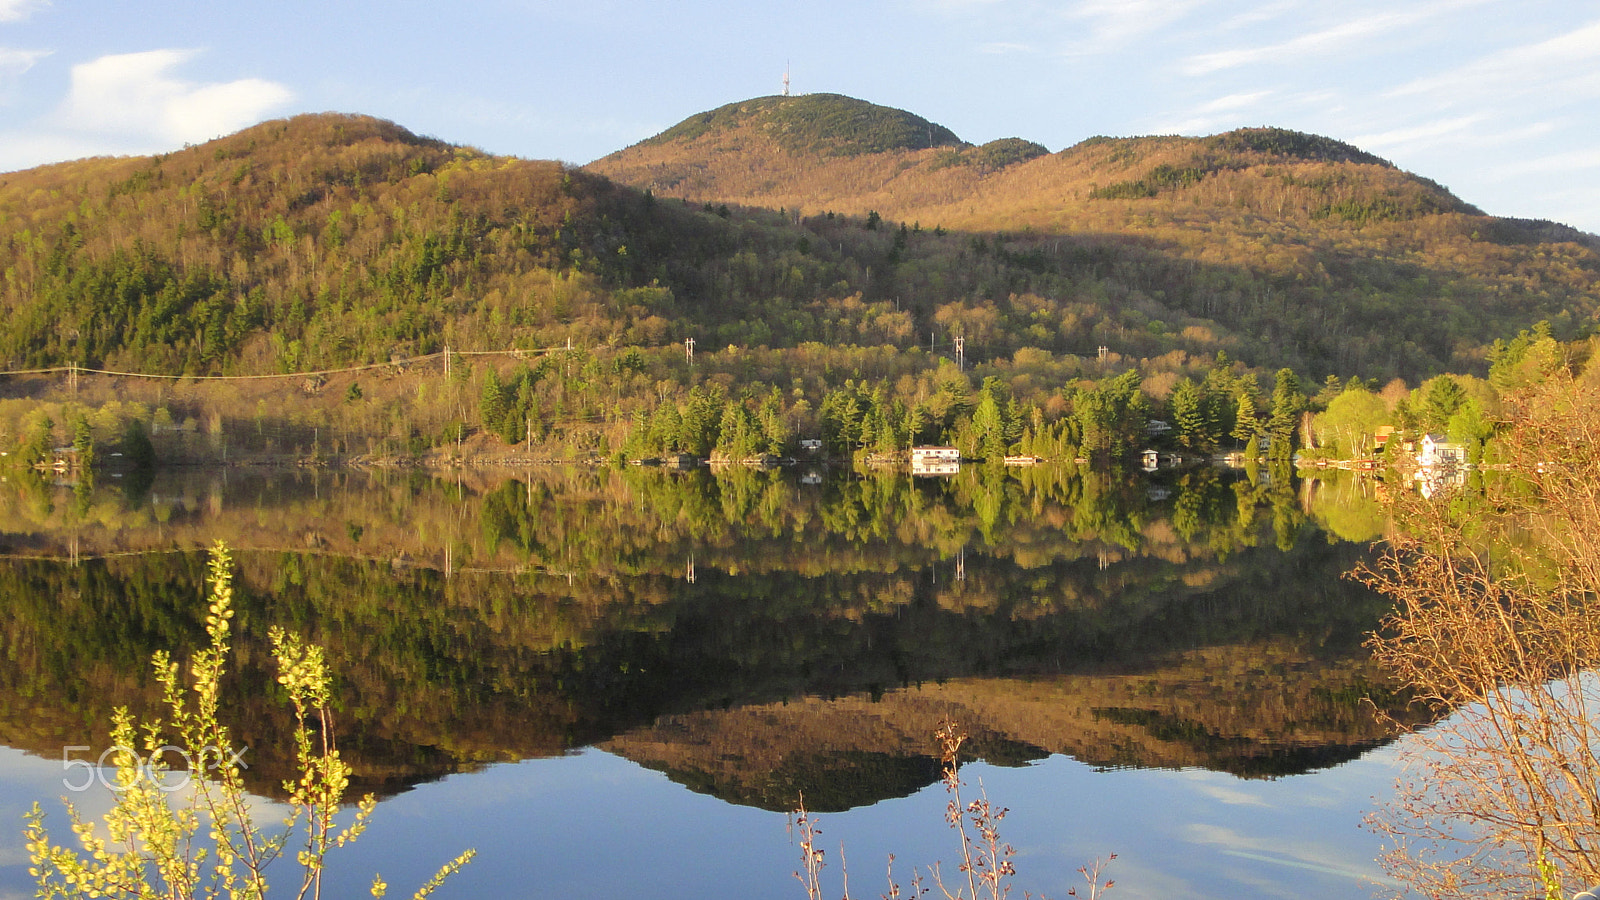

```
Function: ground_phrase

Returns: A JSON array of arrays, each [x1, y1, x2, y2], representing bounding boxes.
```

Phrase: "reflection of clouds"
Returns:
[[1188, 779, 1272, 808], [1184, 822, 1393, 885]]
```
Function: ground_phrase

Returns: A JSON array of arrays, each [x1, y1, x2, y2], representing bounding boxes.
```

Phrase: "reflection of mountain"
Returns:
[[0, 466, 1415, 802], [603, 639, 1418, 811]]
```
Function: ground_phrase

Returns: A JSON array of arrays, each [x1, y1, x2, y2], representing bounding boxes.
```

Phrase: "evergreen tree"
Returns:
[[479, 367, 508, 433], [1268, 368, 1305, 458], [1170, 379, 1208, 452], [1232, 392, 1262, 446]]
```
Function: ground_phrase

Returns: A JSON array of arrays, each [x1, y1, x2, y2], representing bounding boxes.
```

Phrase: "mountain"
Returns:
[[1, 100, 1597, 464], [589, 94, 1600, 375], [590, 93, 1518, 236]]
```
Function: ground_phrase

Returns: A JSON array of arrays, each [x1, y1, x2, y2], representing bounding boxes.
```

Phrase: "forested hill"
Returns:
[[0, 104, 1596, 387], [590, 94, 1600, 373]]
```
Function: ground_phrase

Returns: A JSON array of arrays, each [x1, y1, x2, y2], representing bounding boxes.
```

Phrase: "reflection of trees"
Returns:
[[1304, 469, 1389, 543], [1363, 370, 1600, 900], [0, 460, 1413, 805]]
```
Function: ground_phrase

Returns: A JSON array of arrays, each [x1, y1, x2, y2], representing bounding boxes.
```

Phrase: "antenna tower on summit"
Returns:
[[782, 62, 791, 97]]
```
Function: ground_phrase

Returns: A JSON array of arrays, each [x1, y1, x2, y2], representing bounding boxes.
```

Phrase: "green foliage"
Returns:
[[1418, 376, 1467, 433], [974, 138, 1049, 169], [1267, 369, 1305, 457], [1312, 387, 1390, 457], [1311, 193, 1457, 225], [120, 418, 157, 468], [930, 139, 1050, 172], [1090, 164, 1208, 200], [1205, 127, 1389, 166], [1488, 321, 1566, 390]]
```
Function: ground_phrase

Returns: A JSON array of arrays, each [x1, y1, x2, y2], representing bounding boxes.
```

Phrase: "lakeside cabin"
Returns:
[[1418, 434, 1468, 468], [911, 445, 960, 476]]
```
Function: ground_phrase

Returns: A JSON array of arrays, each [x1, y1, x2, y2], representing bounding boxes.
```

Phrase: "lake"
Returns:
[[0, 461, 1419, 900]]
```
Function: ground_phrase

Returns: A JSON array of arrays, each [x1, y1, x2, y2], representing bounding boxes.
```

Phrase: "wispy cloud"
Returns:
[[0, 0, 47, 22], [1351, 115, 1484, 155], [1181, 0, 1490, 75], [978, 41, 1035, 55], [1195, 91, 1273, 114], [1147, 89, 1288, 135], [1185, 11, 1417, 75], [1488, 146, 1600, 179], [0, 46, 47, 103], [1215, 1, 1300, 32], [1388, 19, 1600, 105], [1065, 0, 1213, 49], [0, 46, 46, 77]]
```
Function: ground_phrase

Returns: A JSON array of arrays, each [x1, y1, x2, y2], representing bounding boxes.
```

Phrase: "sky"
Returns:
[[2, 0, 1598, 233]]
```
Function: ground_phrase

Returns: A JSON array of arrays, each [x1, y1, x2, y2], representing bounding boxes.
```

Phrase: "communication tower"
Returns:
[[782, 62, 791, 97]]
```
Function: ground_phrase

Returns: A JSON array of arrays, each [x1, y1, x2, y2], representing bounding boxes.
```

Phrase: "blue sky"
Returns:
[[3, 0, 1598, 233]]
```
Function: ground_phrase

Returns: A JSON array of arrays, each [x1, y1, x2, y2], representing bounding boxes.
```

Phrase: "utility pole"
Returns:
[[685, 337, 695, 366], [954, 336, 965, 372]]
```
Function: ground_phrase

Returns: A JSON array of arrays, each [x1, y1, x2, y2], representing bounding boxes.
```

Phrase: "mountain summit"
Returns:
[[589, 96, 1480, 234], [638, 94, 964, 157]]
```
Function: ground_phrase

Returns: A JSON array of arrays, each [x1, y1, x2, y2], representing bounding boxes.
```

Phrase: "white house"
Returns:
[[911, 445, 960, 476], [1418, 434, 1468, 468]]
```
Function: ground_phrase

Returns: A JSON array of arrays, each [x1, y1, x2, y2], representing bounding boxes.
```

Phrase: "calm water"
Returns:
[[0, 462, 1415, 900]]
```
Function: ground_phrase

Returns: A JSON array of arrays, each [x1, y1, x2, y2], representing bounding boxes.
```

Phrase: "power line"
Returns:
[[0, 345, 576, 383]]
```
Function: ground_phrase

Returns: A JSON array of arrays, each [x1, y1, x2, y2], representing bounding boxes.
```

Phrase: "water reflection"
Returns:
[[0, 463, 1417, 814]]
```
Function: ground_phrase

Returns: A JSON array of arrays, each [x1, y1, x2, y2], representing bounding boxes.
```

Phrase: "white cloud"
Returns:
[[0, 0, 47, 22], [0, 49, 292, 173], [55, 50, 293, 145]]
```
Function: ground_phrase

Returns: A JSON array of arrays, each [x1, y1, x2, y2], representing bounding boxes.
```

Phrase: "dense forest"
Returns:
[[0, 96, 1596, 467]]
